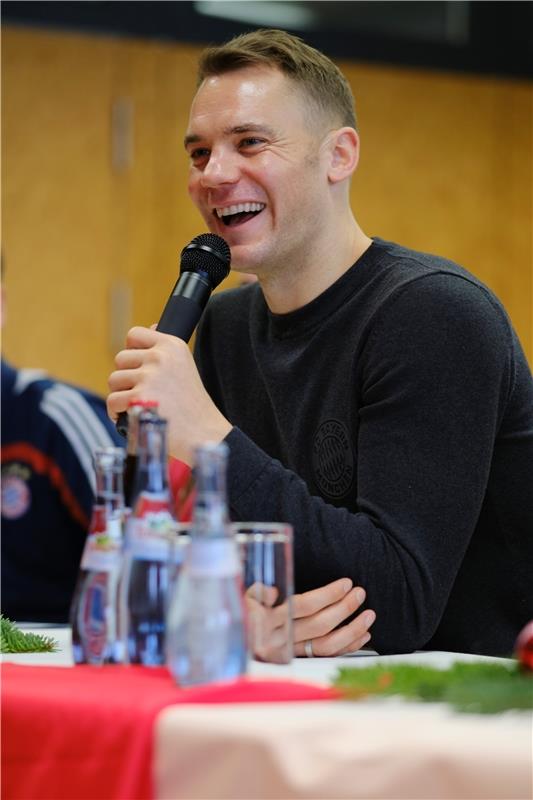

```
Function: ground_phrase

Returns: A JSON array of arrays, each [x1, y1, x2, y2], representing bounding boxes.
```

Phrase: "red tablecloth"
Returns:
[[1, 663, 337, 800]]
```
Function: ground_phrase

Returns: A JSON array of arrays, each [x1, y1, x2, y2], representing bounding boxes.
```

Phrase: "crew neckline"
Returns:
[[257, 238, 389, 340]]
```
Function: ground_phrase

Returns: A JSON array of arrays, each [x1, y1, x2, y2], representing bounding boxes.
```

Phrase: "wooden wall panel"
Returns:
[[2, 29, 117, 392], [2, 26, 531, 399], [343, 61, 532, 358]]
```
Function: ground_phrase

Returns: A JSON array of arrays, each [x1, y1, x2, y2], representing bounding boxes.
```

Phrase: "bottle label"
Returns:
[[187, 538, 241, 578], [78, 572, 108, 662], [80, 532, 122, 572], [126, 513, 174, 562]]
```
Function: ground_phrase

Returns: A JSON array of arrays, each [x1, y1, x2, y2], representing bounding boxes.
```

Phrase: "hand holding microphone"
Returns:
[[114, 233, 231, 437]]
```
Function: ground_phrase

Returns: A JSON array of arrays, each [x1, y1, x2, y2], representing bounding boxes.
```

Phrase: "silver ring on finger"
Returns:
[[304, 639, 314, 658]]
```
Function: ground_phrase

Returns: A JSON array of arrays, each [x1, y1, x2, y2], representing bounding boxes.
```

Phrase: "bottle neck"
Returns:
[[126, 403, 158, 455], [90, 448, 125, 535], [125, 405, 161, 508], [136, 418, 170, 497], [192, 443, 229, 538], [126, 415, 140, 457]]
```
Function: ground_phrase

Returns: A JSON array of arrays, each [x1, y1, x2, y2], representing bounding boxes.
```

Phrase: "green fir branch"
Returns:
[[333, 661, 533, 714], [0, 615, 59, 653]]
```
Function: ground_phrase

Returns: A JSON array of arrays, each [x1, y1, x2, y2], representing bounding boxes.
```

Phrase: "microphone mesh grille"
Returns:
[[180, 233, 231, 289]]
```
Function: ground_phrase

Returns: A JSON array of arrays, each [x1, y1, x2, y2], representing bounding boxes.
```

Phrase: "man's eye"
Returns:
[[190, 148, 210, 162], [240, 138, 264, 149]]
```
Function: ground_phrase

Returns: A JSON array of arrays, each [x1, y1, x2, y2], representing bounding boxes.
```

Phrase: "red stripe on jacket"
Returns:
[[1, 443, 89, 530]]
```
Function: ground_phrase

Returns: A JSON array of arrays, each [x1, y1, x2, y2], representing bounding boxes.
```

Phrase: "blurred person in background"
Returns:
[[1, 269, 125, 623], [108, 29, 533, 658]]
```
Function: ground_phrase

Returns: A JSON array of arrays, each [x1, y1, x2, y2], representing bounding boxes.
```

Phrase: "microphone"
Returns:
[[116, 233, 231, 437]]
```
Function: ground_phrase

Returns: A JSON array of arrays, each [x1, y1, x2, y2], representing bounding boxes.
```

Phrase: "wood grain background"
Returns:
[[2, 26, 531, 394]]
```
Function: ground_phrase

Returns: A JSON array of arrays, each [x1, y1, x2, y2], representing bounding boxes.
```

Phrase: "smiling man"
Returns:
[[108, 29, 533, 658]]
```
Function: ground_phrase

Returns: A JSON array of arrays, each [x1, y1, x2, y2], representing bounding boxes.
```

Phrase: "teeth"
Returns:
[[216, 203, 265, 217]]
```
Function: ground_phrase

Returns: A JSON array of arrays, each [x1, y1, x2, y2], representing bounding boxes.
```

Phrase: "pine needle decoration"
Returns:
[[0, 615, 59, 653], [334, 661, 533, 714]]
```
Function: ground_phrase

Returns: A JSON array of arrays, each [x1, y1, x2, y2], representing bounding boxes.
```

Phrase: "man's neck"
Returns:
[[259, 222, 372, 314]]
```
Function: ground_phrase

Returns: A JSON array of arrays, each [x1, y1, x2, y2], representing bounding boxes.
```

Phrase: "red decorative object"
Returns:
[[514, 620, 533, 671], [1, 663, 338, 800]]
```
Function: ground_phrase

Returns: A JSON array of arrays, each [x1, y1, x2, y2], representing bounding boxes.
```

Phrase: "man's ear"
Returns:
[[326, 127, 359, 184]]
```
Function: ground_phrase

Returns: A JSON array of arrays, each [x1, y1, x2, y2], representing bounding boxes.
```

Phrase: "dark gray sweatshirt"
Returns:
[[194, 238, 533, 657]]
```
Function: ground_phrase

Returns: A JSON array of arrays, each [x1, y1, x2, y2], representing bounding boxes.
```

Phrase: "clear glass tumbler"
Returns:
[[232, 522, 294, 664]]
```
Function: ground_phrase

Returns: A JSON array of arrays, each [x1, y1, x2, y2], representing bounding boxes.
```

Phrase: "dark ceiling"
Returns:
[[2, 1, 532, 79]]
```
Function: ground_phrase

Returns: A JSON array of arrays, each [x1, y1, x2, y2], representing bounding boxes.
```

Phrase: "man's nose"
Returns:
[[200, 151, 239, 188]]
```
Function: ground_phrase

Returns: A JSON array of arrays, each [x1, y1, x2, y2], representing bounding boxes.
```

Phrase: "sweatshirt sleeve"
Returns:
[[218, 274, 516, 653]]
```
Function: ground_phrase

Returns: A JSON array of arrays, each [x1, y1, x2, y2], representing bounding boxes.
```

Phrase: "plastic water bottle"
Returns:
[[166, 442, 247, 686], [70, 447, 126, 665], [120, 409, 177, 665]]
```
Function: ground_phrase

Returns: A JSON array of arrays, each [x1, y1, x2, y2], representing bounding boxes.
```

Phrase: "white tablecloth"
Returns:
[[4, 627, 532, 800]]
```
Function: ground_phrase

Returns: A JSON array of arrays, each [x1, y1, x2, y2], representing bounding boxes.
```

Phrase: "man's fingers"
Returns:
[[108, 368, 140, 392], [292, 578, 353, 619], [246, 583, 279, 608], [295, 608, 376, 658], [114, 349, 146, 370], [252, 622, 291, 663], [293, 586, 366, 641], [336, 632, 373, 656], [294, 630, 372, 658], [125, 325, 159, 349], [107, 389, 137, 421], [313, 608, 376, 656], [246, 595, 291, 663]]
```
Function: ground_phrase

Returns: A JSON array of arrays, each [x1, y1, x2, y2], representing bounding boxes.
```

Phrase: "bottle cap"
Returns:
[[127, 399, 159, 409]]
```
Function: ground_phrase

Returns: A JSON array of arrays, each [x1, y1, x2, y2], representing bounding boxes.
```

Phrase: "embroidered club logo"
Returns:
[[312, 419, 354, 499], [1, 474, 31, 519]]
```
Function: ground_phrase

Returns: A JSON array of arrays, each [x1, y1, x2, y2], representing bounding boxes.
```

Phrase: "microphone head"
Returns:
[[180, 233, 231, 289]]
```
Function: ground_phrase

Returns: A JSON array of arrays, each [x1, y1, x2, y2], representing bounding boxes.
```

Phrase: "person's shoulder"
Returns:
[[363, 238, 521, 369], [1, 366, 122, 493], [40, 379, 123, 446], [11, 370, 124, 448], [2, 362, 50, 396], [1, 360, 18, 393], [373, 237, 492, 289], [371, 237, 508, 315], [66, 379, 110, 409]]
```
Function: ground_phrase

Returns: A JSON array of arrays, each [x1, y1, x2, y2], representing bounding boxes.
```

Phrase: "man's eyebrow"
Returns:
[[184, 124, 275, 149], [184, 133, 201, 149], [227, 124, 276, 137]]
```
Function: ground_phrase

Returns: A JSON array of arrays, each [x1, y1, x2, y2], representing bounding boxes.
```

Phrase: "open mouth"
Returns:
[[215, 202, 266, 227]]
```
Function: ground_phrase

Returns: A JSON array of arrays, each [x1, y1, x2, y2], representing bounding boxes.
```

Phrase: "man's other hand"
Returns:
[[293, 578, 375, 657]]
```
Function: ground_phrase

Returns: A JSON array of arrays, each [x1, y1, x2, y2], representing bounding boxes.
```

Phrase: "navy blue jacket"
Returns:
[[1, 361, 124, 622]]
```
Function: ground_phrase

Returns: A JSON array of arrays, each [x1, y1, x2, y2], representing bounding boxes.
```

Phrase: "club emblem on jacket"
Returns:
[[1, 464, 31, 519]]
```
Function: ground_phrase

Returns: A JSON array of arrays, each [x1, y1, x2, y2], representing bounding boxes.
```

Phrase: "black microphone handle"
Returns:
[[157, 271, 211, 337], [115, 271, 212, 437]]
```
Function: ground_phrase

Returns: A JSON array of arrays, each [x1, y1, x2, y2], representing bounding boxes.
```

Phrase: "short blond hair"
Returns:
[[197, 28, 357, 131]]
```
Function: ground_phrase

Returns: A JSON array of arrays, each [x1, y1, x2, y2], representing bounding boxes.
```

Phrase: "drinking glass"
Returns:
[[231, 522, 294, 664]]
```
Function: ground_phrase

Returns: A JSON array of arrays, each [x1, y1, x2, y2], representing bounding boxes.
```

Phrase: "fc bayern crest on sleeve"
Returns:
[[312, 419, 354, 499], [1, 472, 31, 519]]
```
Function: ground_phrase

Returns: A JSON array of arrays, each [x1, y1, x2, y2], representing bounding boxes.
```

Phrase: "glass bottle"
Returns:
[[166, 441, 247, 686], [70, 447, 126, 665], [123, 400, 159, 511], [120, 409, 177, 665]]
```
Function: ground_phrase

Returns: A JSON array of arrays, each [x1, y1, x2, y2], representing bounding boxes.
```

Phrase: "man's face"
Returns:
[[185, 65, 331, 275]]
